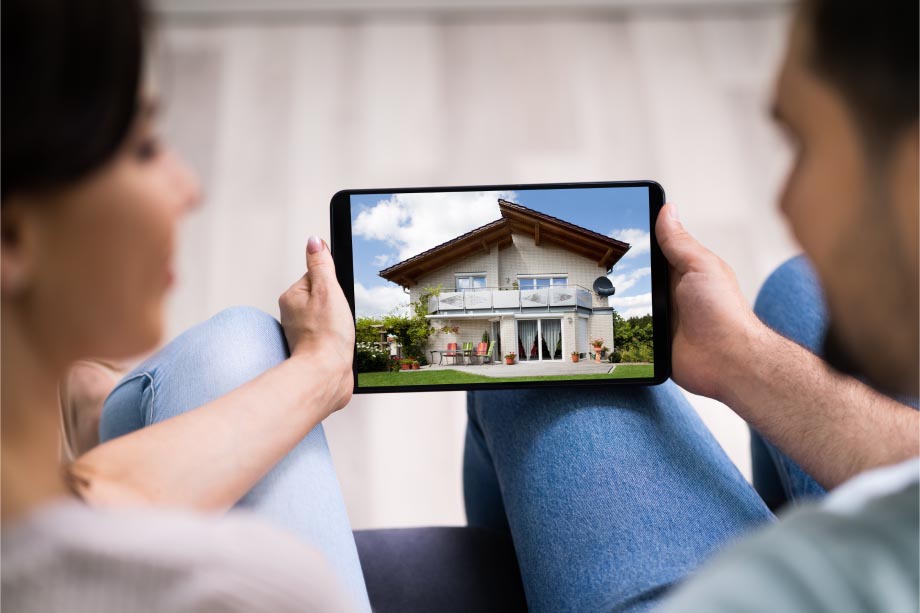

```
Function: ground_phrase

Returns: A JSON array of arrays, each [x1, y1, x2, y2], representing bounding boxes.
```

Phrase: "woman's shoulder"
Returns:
[[2, 499, 354, 612]]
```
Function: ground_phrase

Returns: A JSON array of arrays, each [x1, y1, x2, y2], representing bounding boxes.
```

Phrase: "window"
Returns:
[[518, 276, 567, 290], [456, 275, 486, 291]]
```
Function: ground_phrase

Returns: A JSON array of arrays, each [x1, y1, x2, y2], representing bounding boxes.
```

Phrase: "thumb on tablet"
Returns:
[[306, 235, 335, 288], [656, 203, 710, 275]]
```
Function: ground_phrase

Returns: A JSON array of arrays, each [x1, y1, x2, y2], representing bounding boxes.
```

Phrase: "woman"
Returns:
[[1, 0, 368, 609]]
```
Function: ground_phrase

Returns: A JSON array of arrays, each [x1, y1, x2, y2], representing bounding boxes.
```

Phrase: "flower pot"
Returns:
[[504, 358, 515, 365], [400, 364, 409, 370], [411, 364, 420, 370], [571, 355, 579, 363]]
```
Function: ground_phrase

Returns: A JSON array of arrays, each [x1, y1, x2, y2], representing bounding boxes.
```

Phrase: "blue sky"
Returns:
[[350, 186, 653, 318]]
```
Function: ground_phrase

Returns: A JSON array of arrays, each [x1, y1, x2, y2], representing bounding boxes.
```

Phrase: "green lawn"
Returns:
[[358, 364, 655, 387]]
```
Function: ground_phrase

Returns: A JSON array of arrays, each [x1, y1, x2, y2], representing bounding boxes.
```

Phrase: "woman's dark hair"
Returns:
[[804, 0, 919, 152], [2, 0, 146, 200]]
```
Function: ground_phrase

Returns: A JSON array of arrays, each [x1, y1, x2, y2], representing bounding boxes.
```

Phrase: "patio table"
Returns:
[[437, 349, 465, 365]]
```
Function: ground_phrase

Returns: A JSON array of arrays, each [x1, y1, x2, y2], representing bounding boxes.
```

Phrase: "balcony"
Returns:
[[427, 285, 595, 315]]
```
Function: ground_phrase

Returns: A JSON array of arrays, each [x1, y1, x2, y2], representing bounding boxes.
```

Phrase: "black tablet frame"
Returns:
[[330, 180, 670, 394]]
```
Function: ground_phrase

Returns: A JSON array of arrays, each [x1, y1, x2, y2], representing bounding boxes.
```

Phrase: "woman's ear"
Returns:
[[1, 197, 39, 299]]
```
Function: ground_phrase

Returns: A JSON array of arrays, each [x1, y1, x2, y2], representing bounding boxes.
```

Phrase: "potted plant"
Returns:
[[571, 351, 579, 363], [399, 358, 412, 371], [411, 360, 420, 370], [591, 338, 604, 362], [504, 352, 517, 365]]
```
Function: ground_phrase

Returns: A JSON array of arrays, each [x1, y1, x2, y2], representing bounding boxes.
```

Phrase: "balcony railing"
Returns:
[[427, 285, 596, 314]]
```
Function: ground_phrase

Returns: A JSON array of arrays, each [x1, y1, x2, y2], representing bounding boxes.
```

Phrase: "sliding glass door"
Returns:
[[518, 319, 538, 361], [517, 318, 563, 361], [540, 319, 561, 360]]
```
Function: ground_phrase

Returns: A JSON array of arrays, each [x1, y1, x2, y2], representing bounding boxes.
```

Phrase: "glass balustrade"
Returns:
[[426, 285, 598, 314]]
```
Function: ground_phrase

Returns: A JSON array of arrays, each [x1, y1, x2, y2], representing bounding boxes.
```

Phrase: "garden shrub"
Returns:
[[356, 342, 390, 373]]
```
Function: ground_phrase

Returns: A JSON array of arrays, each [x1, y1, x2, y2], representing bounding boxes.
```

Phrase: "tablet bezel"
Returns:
[[330, 180, 670, 393]]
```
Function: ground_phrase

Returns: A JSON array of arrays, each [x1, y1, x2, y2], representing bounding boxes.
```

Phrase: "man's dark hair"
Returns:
[[1, 0, 147, 199], [804, 0, 919, 153]]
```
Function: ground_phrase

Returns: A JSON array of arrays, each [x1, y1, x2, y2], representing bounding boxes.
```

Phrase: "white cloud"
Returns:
[[353, 282, 410, 318], [372, 254, 395, 267], [610, 292, 652, 318], [354, 191, 516, 262], [609, 228, 650, 259], [607, 266, 651, 295]]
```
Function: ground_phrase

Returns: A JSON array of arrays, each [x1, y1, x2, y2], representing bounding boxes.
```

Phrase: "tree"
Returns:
[[355, 316, 383, 344], [611, 309, 654, 362], [381, 285, 440, 363]]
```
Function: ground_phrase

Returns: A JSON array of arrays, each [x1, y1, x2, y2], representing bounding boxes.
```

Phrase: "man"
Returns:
[[464, 0, 919, 610]]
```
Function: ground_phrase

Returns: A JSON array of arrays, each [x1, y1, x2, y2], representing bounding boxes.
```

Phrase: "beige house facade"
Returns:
[[379, 200, 631, 363]]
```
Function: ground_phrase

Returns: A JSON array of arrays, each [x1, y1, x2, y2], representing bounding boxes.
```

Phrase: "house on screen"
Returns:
[[378, 199, 631, 363]]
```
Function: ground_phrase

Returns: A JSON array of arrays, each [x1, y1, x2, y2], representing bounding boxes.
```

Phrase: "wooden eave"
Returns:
[[378, 219, 513, 287], [378, 199, 632, 288], [498, 199, 631, 270]]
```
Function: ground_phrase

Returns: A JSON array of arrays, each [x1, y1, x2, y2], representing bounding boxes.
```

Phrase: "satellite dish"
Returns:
[[593, 276, 616, 297]]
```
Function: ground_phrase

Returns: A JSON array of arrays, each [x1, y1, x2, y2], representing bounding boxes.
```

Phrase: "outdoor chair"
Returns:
[[462, 342, 474, 363], [441, 342, 463, 365], [472, 341, 496, 365]]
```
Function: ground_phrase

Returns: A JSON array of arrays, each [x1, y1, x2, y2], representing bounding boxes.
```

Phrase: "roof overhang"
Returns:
[[378, 199, 632, 288], [497, 199, 630, 271], [379, 219, 513, 287]]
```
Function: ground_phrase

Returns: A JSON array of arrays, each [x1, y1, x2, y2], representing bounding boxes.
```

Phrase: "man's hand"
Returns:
[[278, 236, 355, 413], [655, 204, 767, 401], [654, 204, 918, 488]]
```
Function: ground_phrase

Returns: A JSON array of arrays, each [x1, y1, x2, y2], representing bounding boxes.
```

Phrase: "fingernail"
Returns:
[[307, 235, 324, 254], [668, 203, 679, 221]]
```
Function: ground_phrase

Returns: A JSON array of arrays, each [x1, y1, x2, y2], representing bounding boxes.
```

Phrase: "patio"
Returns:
[[417, 360, 615, 378]]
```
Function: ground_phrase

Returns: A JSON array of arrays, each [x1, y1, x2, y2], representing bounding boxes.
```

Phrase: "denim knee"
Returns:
[[753, 255, 828, 354], [100, 306, 289, 440]]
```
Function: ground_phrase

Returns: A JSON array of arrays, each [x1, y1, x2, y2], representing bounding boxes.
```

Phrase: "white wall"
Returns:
[[151, 5, 796, 529]]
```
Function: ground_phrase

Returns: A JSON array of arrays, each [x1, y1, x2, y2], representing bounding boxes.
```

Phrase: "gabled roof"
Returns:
[[378, 199, 631, 287]]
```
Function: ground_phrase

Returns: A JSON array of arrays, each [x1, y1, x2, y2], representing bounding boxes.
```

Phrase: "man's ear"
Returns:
[[1, 197, 39, 299]]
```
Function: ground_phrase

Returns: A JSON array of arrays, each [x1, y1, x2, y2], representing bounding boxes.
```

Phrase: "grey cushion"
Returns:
[[354, 527, 527, 612]]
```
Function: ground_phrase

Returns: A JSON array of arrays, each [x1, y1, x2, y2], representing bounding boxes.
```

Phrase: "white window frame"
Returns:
[[455, 273, 487, 291], [517, 274, 568, 290]]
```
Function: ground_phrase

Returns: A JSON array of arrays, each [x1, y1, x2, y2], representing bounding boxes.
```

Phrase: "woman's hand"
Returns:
[[278, 236, 355, 413], [655, 204, 768, 401], [73, 237, 357, 512]]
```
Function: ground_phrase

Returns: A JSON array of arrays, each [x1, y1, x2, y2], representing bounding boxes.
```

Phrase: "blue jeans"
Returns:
[[463, 255, 835, 612], [99, 307, 371, 612], [98, 256, 853, 612]]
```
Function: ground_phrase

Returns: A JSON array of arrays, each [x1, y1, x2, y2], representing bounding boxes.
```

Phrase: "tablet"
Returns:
[[330, 180, 669, 393]]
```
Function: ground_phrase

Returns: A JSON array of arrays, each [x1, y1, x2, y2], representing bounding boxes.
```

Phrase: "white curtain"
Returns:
[[151, 5, 794, 528], [541, 319, 561, 360], [518, 320, 538, 361]]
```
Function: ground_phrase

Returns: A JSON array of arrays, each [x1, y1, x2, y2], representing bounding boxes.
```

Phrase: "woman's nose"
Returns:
[[169, 151, 203, 213]]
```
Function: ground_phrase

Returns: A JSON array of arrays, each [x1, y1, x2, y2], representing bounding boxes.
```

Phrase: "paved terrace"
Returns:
[[413, 360, 615, 378]]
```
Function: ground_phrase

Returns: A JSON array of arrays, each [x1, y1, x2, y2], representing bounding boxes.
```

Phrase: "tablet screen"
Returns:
[[332, 181, 669, 392]]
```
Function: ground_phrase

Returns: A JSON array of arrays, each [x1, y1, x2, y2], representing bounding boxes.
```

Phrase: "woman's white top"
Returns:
[[2, 500, 354, 612]]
